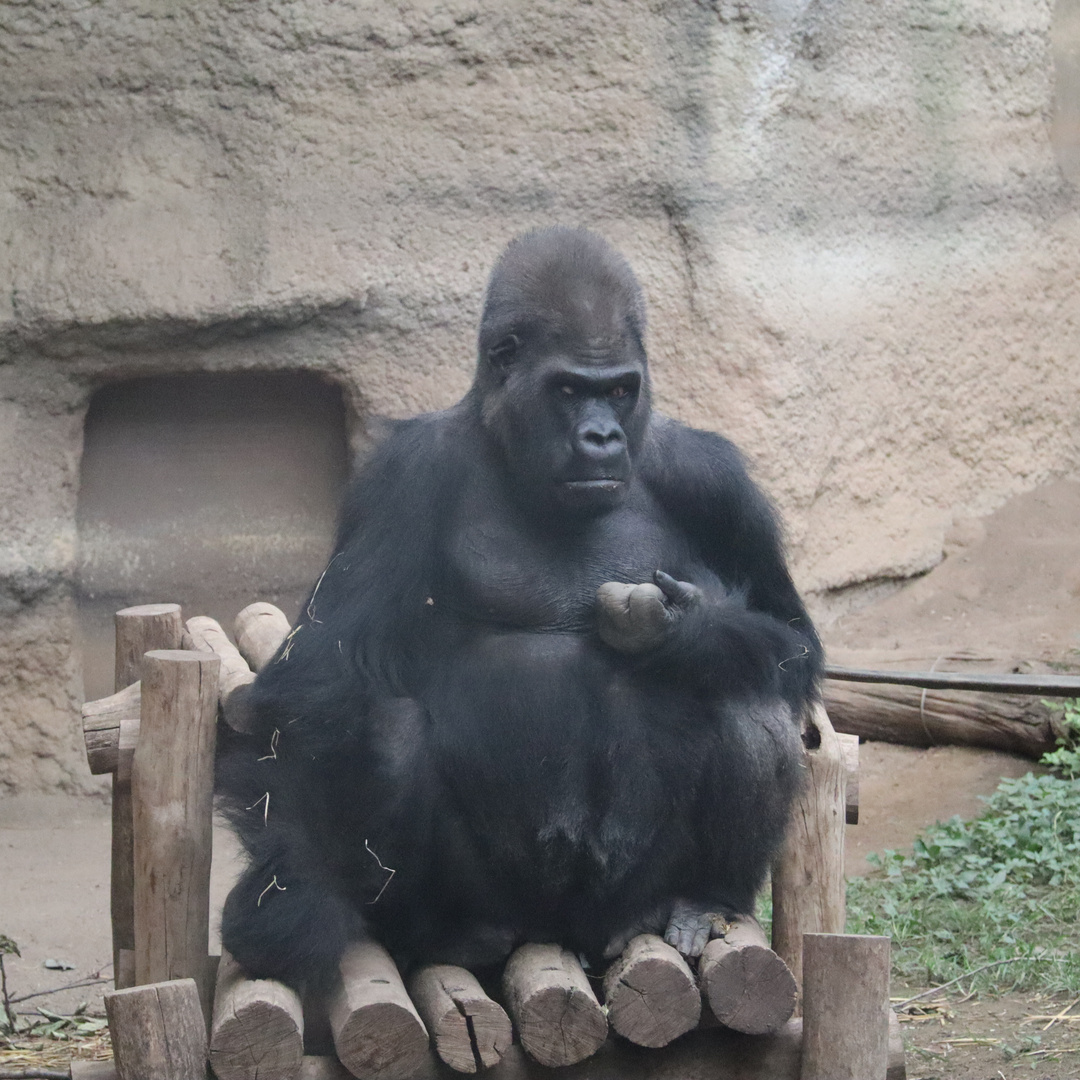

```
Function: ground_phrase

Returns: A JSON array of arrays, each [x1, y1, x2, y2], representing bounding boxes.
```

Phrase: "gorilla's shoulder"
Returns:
[[641, 414, 781, 540], [642, 414, 753, 490], [336, 406, 470, 545]]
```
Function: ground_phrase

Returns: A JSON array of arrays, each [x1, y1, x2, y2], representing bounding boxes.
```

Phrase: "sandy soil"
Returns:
[[2, 478, 1078, 1077]]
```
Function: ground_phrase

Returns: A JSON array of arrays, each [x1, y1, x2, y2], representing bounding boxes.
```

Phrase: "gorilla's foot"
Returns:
[[408, 965, 512, 1073], [602, 935, 701, 1048], [663, 900, 731, 958], [698, 915, 796, 1035], [502, 944, 608, 1068]]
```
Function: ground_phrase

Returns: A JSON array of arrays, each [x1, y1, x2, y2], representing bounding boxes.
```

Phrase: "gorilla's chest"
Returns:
[[438, 488, 692, 632]]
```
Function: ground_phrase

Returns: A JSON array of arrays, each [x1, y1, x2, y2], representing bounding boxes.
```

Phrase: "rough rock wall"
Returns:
[[1, 0, 1079, 791]]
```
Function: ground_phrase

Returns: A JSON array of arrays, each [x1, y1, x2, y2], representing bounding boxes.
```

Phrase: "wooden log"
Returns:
[[111, 603, 183, 991], [800, 933, 891, 1080], [601, 934, 700, 1048], [698, 916, 796, 1034], [771, 702, 846, 994], [407, 964, 512, 1072], [887, 1008, 906, 1080], [235, 603, 292, 672], [132, 649, 219, 1019], [328, 942, 430, 1080], [182, 616, 257, 706], [209, 950, 304, 1080], [104, 978, 207, 1080], [278, 1021, 904, 1080], [837, 732, 859, 826], [502, 944, 608, 1068], [70, 1061, 120, 1080], [83, 681, 141, 776], [824, 647, 1059, 758]]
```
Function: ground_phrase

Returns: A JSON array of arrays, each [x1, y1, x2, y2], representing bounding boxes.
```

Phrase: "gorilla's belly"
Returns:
[[423, 628, 697, 892]]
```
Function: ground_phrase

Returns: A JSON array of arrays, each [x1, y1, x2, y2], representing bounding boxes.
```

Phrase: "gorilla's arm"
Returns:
[[217, 414, 454, 985], [237, 414, 455, 742], [630, 416, 822, 708]]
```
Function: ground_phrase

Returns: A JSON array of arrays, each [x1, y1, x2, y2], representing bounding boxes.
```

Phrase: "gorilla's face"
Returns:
[[482, 327, 649, 518], [475, 227, 652, 521]]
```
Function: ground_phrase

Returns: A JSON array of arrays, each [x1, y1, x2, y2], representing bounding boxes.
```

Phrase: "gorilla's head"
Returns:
[[474, 227, 652, 518]]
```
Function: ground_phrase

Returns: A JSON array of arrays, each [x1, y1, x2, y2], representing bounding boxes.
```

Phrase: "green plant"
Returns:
[[0, 934, 19, 1033], [845, 717, 1080, 995], [1041, 697, 1080, 779]]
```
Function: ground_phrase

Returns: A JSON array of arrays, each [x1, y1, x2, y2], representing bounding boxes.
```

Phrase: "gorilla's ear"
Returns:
[[487, 334, 521, 370]]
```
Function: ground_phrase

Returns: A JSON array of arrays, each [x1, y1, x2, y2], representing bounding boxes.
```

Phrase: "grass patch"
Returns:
[[846, 700, 1080, 995]]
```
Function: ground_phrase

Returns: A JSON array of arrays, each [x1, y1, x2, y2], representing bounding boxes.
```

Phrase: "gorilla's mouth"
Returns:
[[562, 479, 625, 493]]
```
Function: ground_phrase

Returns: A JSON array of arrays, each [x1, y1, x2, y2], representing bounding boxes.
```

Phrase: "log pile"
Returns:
[[81, 601, 902, 1080], [825, 647, 1063, 758]]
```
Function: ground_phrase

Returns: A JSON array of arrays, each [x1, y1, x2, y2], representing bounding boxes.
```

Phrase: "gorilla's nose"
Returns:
[[578, 421, 626, 464]]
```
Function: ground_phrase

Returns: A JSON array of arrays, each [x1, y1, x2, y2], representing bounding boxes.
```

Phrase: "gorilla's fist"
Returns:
[[596, 570, 702, 654]]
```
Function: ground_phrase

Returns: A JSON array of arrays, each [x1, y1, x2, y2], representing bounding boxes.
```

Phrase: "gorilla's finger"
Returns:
[[653, 570, 702, 609]]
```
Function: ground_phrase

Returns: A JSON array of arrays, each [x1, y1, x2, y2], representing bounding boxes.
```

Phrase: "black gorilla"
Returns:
[[218, 226, 822, 988]]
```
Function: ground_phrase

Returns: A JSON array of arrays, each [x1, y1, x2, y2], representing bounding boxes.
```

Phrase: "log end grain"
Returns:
[[408, 965, 512, 1072], [699, 921, 796, 1035], [329, 943, 430, 1080], [602, 935, 700, 1048], [502, 945, 607, 1068], [210, 953, 304, 1080], [333, 1000, 430, 1080], [515, 984, 608, 1068], [105, 978, 207, 1080]]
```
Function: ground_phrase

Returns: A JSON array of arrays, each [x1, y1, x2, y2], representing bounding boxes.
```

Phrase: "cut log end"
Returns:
[[209, 952, 304, 1080], [502, 944, 607, 1068], [515, 983, 609, 1068], [602, 934, 700, 1048], [329, 942, 429, 1080], [699, 917, 796, 1035], [334, 1000, 430, 1080], [408, 965, 511, 1072]]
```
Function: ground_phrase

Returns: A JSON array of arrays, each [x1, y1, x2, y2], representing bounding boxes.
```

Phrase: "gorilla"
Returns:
[[218, 226, 822, 989]]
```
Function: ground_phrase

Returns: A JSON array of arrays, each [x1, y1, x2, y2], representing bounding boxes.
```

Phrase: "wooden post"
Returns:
[[837, 732, 860, 826], [209, 950, 304, 1080], [235, 603, 292, 672], [502, 944, 607, 1068], [771, 701, 846, 992], [698, 916, 796, 1034], [111, 604, 183, 990], [800, 933, 891, 1080], [601, 935, 700, 1048], [105, 978, 207, 1080], [328, 941, 430, 1080], [132, 649, 219, 1019], [407, 965, 512, 1072]]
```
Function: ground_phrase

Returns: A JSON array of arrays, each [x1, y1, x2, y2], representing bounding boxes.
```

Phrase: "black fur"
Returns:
[[217, 226, 822, 988]]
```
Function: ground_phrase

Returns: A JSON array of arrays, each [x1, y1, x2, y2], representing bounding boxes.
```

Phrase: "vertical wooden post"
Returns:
[[105, 978, 208, 1080], [800, 933, 891, 1080], [132, 648, 219, 1019], [111, 604, 183, 990], [771, 700, 846, 992]]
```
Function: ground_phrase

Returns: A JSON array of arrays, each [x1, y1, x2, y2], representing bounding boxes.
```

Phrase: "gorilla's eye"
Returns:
[[488, 335, 521, 366], [609, 385, 630, 399], [560, 385, 576, 396]]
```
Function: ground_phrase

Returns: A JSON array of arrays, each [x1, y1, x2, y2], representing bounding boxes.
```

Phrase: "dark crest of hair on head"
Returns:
[[476, 226, 647, 376]]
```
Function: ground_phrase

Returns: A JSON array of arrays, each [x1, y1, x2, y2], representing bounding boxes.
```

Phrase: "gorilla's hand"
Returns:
[[596, 570, 703, 654]]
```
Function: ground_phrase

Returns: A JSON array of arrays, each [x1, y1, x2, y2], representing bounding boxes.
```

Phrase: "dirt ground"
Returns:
[[2, 479, 1079, 1077]]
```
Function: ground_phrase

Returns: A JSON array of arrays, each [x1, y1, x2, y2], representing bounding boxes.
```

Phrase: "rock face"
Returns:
[[1, 0, 1079, 791]]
